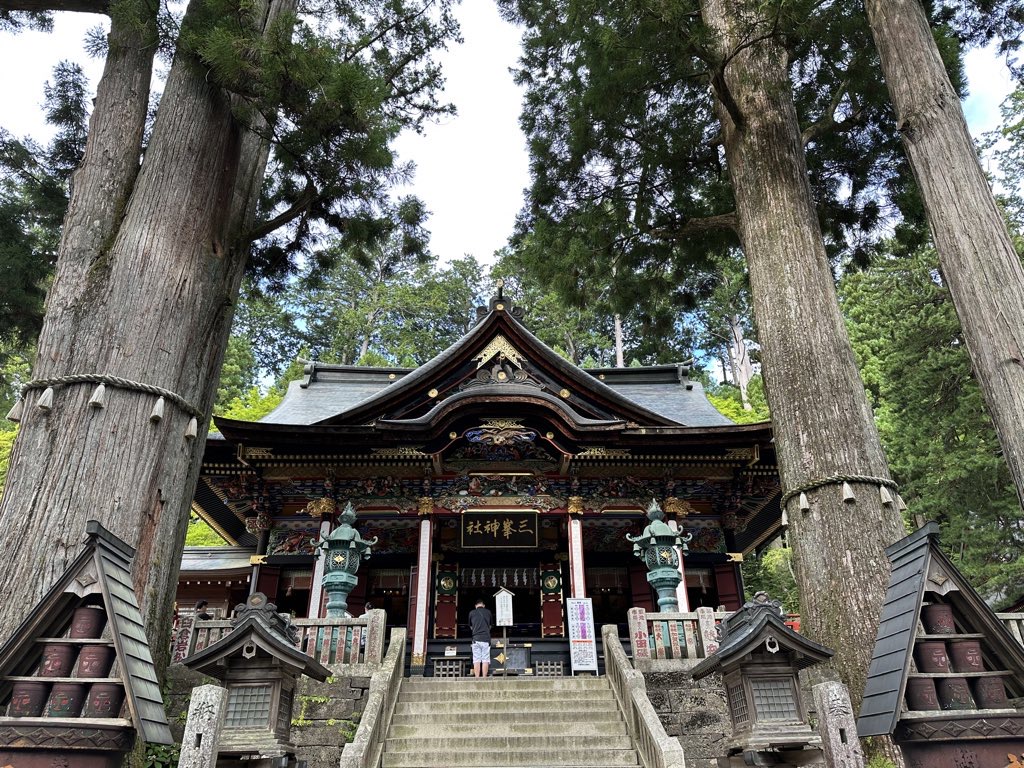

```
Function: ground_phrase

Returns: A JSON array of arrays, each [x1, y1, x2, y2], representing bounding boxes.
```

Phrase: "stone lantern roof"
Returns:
[[691, 592, 833, 679], [182, 593, 329, 681]]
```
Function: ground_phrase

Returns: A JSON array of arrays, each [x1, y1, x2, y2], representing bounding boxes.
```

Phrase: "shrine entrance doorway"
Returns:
[[457, 562, 544, 638], [432, 550, 566, 640]]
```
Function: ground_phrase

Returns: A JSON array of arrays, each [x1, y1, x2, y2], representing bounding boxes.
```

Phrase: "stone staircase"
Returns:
[[382, 677, 640, 768]]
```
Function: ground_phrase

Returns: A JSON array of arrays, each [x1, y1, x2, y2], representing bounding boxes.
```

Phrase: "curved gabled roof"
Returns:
[[243, 300, 736, 432]]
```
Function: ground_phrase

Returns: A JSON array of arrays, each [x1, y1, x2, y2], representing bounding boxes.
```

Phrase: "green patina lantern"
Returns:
[[626, 499, 691, 612], [314, 502, 377, 618]]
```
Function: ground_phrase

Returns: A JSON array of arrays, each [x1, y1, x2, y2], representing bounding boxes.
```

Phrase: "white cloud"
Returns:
[[962, 43, 1014, 137], [392, 3, 528, 267]]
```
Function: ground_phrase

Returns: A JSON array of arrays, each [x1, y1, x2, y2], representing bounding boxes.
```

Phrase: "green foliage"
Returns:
[[0, 61, 88, 347], [496, 0, 922, 329], [215, 386, 284, 422], [184, 513, 229, 546], [707, 377, 770, 424], [178, 0, 460, 286], [989, 86, 1024, 233], [864, 754, 897, 768], [143, 742, 180, 767], [741, 546, 799, 613], [491, 249, 695, 366], [280, 250, 486, 368], [214, 335, 259, 409], [0, 425, 16, 498], [840, 247, 1024, 605]]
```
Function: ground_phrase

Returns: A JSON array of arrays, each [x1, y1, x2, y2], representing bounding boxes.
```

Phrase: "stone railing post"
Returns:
[[627, 607, 651, 671], [696, 606, 719, 656], [365, 608, 387, 663], [812, 681, 865, 768], [178, 684, 228, 768]]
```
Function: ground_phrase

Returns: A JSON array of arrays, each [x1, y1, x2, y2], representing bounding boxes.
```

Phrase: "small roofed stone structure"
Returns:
[[0, 520, 172, 768], [691, 592, 833, 766], [182, 592, 331, 763], [858, 523, 1024, 767]]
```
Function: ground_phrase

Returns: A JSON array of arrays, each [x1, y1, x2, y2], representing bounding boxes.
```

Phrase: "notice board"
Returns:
[[566, 597, 598, 673]]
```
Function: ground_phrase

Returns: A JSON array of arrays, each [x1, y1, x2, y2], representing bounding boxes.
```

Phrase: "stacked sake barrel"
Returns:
[[905, 600, 1010, 711], [7, 603, 125, 719]]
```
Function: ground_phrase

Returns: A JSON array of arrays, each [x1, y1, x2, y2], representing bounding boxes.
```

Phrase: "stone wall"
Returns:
[[641, 667, 731, 768], [640, 666, 834, 768], [164, 663, 370, 768], [290, 673, 371, 768]]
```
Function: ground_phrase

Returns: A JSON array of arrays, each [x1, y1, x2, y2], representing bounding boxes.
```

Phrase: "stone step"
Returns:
[[398, 688, 615, 703], [385, 733, 634, 752], [401, 678, 608, 692], [390, 709, 625, 727], [394, 698, 619, 716], [387, 720, 629, 739], [381, 748, 639, 768]]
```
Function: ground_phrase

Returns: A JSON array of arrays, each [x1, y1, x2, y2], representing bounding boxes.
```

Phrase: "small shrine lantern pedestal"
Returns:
[[183, 593, 331, 765], [691, 593, 835, 768]]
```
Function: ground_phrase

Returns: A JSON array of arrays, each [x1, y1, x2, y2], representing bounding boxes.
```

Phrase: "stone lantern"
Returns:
[[314, 502, 377, 618], [626, 499, 692, 612], [691, 592, 834, 764], [182, 592, 330, 763]]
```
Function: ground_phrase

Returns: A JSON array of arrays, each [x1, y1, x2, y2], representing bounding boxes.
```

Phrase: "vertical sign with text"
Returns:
[[495, 587, 514, 627], [566, 597, 598, 673]]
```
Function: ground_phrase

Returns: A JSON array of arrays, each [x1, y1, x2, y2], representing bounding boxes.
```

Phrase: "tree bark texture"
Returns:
[[0, 0, 287, 668], [701, 0, 907, 710], [863, 0, 1024, 511]]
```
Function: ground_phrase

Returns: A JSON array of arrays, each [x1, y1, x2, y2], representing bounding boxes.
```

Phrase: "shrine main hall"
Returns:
[[183, 289, 782, 671]]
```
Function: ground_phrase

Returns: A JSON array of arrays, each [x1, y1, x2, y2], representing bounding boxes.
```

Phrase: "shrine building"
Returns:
[[185, 289, 783, 671]]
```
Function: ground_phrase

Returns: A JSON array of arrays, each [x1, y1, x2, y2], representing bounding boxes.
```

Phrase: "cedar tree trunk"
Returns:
[[0, 0, 285, 668], [863, 0, 1024, 510], [701, 0, 907, 713]]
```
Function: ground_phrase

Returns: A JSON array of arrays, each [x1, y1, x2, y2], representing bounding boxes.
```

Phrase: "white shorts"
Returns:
[[471, 641, 490, 663]]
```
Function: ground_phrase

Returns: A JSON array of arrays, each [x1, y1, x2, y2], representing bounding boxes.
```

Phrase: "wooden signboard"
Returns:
[[461, 511, 538, 548], [495, 587, 514, 627]]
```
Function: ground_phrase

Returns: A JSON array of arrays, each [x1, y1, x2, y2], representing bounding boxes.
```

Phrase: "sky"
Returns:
[[0, 6, 1016, 266]]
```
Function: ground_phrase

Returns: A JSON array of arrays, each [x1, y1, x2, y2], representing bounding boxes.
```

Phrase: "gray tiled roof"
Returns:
[[604, 381, 733, 426], [856, 525, 932, 738], [261, 369, 410, 425], [254, 361, 733, 429]]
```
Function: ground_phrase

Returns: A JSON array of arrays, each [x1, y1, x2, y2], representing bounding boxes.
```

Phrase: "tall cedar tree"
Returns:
[[862, 0, 1024, 510], [497, 0, 918, 326], [699, 0, 906, 719], [499, 0, 907, 717], [0, 0, 456, 665]]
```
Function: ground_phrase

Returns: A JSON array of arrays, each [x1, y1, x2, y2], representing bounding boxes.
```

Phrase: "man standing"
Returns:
[[468, 598, 493, 677]]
